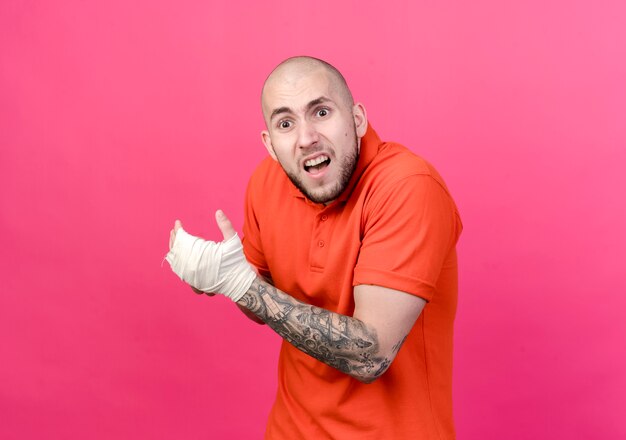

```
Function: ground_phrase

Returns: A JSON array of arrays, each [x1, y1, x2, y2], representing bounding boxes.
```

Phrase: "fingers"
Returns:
[[169, 220, 183, 250], [215, 209, 236, 240], [168, 214, 227, 299], [191, 286, 216, 296], [169, 211, 235, 252]]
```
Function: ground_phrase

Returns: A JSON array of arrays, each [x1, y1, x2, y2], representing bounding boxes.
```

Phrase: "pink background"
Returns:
[[1, 1, 625, 438]]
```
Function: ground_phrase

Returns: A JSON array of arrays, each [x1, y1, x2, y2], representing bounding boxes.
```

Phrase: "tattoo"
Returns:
[[392, 335, 408, 354], [238, 279, 391, 381], [373, 358, 391, 378], [258, 283, 294, 323]]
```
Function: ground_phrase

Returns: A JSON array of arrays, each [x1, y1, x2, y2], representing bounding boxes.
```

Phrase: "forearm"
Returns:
[[236, 303, 265, 324], [236, 277, 391, 383], [166, 221, 406, 381]]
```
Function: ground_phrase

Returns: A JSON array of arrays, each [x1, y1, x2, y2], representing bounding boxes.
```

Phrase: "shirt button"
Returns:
[[318, 240, 325, 247], [321, 214, 328, 221]]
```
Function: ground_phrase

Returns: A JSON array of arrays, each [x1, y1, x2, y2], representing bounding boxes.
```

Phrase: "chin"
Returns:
[[303, 184, 343, 204]]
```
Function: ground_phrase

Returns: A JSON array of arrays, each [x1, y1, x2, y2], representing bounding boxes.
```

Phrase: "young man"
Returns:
[[166, 56, 462, 439]]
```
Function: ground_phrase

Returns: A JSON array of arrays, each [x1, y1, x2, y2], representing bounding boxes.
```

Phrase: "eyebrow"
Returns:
[[270, 96, 333, 121]]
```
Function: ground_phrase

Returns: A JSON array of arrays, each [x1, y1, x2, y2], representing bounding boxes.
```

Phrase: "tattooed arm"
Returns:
[[167, 213, 425, 382], [237, 277, 426, 383]]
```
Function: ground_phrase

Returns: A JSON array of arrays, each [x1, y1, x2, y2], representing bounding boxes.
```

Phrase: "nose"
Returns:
[[296, 121, 320, 149]]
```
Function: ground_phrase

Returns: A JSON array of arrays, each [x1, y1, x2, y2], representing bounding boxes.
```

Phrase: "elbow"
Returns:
[[356, 375, 378, 384], [354, 371, 385, 384], [353, 357, 393, 384]]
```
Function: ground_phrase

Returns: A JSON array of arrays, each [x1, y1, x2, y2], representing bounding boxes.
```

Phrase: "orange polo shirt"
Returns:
[[243, 124, 462, 439]]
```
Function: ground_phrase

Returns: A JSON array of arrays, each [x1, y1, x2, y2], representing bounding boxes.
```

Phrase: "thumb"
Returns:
[[215, 209, 236, 241]]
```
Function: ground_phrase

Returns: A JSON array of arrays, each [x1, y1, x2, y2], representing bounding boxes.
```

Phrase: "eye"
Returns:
[[278, 120, 292, 129], [317, 108, 329, 117]]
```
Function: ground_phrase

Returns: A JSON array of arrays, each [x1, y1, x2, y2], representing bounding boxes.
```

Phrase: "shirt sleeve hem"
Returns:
[[353, 266, 435, 302]]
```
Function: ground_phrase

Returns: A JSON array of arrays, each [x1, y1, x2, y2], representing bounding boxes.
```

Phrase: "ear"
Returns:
[[352, 103, 368, 138], [261, 130, 278, 161]]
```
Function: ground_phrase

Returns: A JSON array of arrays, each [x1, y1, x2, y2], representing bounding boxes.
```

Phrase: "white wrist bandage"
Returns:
[[165, 227, 256, 302]]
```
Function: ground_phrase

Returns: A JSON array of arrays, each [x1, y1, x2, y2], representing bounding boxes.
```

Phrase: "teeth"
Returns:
[[304, 155, 329, 167]]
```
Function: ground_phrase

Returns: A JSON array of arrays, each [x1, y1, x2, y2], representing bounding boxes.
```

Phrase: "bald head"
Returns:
[[261, 56, 354, 125]]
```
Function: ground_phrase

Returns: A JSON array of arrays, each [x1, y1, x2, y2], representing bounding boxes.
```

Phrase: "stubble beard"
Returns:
[[282, 132, 359, 205]]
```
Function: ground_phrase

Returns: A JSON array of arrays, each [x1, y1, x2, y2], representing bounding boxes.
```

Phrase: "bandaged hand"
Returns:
[[165, 210, 257, 302]]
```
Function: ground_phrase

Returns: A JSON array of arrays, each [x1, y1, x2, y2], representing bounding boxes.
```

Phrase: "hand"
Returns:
[[169, 214, 233, 297], [168, 220, 206, 295], [166, 210, 257, 302]]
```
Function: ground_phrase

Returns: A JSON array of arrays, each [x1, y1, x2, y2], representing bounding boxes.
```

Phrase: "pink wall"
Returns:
[[1, 1, 624, 438]]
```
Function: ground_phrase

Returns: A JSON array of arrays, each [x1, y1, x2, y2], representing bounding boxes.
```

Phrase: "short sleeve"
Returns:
[[353, 175, 462, 302], [242, 177, 272, 280]]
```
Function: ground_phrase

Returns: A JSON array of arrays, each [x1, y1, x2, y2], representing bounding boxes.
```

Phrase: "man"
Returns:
[[166, 56, 462, 439]]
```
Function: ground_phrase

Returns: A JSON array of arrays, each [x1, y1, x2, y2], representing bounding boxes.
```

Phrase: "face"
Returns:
[[261, 68, 367, 204]]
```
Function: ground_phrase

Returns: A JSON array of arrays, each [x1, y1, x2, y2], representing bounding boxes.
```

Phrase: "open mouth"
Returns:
[[304, 155, 331, 175]]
